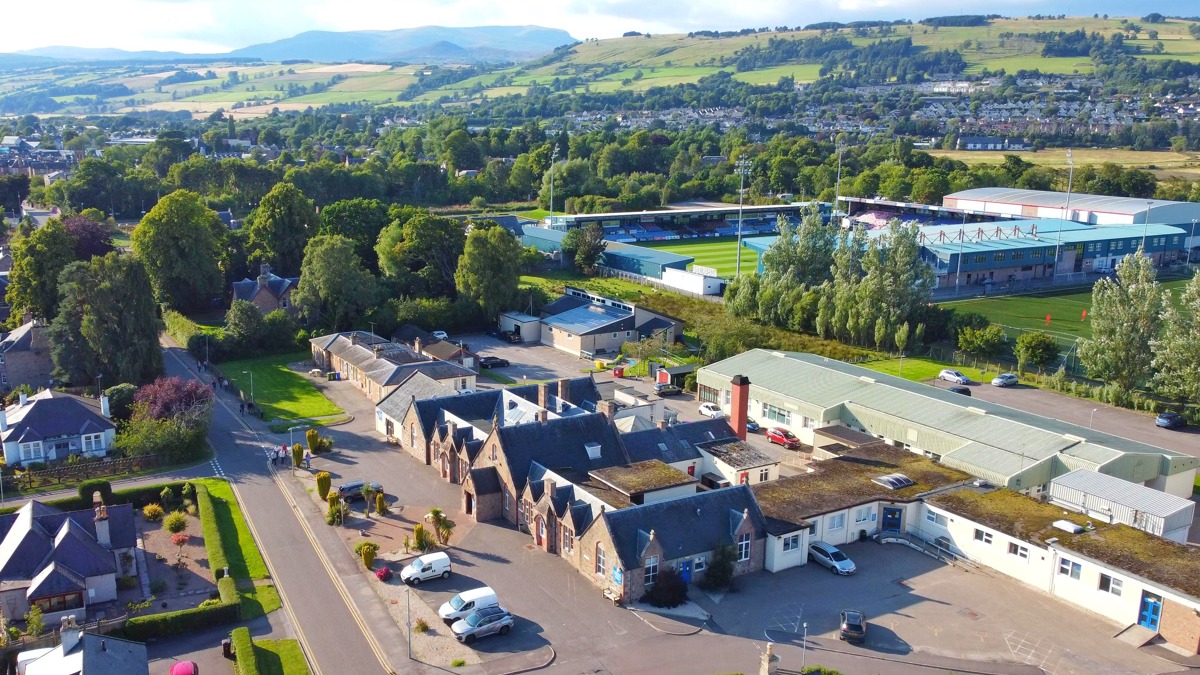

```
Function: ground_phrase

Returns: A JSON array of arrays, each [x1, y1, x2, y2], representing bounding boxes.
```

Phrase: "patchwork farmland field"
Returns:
[[640, 236, 758, 278]]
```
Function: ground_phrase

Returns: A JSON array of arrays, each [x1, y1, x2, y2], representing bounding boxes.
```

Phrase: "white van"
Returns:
[[438, 586, 499, 623], [401, 552, 451, 585]]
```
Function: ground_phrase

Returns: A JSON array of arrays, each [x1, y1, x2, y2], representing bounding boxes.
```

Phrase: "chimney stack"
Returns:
[[60, 629, 82, 655], [18, 391, 26, 407], [536, 410, 548, 424], [94, 503, 111, 549], [414, 337, 423, 354], [100, 395, 111, 419], [537, 383, 550, 410], [729, 375, 751, 441], [656, 419, 669, 431], [257, 263, 271, 287], [557, 378, 570, 403]]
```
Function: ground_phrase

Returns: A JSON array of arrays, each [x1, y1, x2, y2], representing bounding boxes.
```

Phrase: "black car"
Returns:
[[479, 356, 510, 369], [948, 385, 971, 396], [337, 481, 383, 501], [502, 331, 523, 344], [1157, 411, 1186, 429], [839, 610, 867, 643], [653, 382, 683, 396]]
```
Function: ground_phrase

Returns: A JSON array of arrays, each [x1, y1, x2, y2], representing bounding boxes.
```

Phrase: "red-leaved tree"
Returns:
[[134, 376, 214, 421], [62, 216, 116, 260]]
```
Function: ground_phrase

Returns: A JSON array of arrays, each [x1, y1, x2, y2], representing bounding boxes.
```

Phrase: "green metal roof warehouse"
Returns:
[[521, 226, 693, 280]]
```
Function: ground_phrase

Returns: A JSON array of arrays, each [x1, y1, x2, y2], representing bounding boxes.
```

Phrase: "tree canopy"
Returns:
[[5, 219, 75, 324], [247, 182, 315, 275], [132, 189, 224, 311], [1079, 248, 1164, 397], [455, 222, 522, 320], [293, 235, 376, 331]]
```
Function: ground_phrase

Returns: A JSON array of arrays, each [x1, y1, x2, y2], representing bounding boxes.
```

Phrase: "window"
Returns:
[[1031, 249, 1042, 259], [563, 528, 574, 552], [854, 507, 871, 524], [782, 534, 801, 552], [282, 299, 289, 308], [737, 532, 751, 561], [762, 403, 790, 425], [626, 331, 631, 338], [698, 385, 719, 404], [973, 529, 993, 544], [724, 389, 731, 406], [807, 523, 817, 536], [759, 468, 769, 482], [18, 441, 41, 461], [0, 353, 5, 363], [409, 424, 416, 448], [1008, 542, 1028, 559], [1099, 574, 1123, 596], [644, 556, 659, 585], [694, 557, 706, 571], [993, 252, 1005, 262], [1087, 243, 1096, 252], [1012, 251, 1024, 261], [925, 511, 948, 527], [82, 433, 104, 453], [491, 443, 497, 461], [612, 332, 619, 339], [828, 513, 846, 531], [595, 544, 605, 574], [503, 490, 510, 512], [974, 254, 985, 264], [1058, 558, 1081, 580], [1113, 240, 1123, 250]]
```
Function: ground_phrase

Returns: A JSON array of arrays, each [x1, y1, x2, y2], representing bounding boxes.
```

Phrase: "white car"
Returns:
[[938, 369, 969, 385], [809, 541, 856, 575], [432, 330, 449, 340], [991, 373, 1019, 387], [698, 402, 724, 419]]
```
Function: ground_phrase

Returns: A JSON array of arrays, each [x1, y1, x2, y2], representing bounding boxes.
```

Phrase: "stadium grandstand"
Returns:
[[841, 196, 1021, 230], [943, 188, 1200, 231], [545, 203, 831, 243]]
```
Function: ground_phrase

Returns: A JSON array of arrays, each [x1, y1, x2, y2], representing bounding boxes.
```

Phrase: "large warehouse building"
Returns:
[[943, 188, 1200, 233]]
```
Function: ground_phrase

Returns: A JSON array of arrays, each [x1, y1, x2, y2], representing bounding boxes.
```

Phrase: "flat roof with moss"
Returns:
[[589, 460, 696, 496], [929, 488, 1200, 601], [751, 443, 972, 534]]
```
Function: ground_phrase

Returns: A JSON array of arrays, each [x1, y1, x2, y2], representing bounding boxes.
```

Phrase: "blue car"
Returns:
[[1156, 411, 1185, 429], [746, 418, 760, 432]]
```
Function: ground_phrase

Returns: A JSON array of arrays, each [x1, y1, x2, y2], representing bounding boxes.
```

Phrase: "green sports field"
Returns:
[[938, 279, 1190, 347], [640, 237, 759, 278]]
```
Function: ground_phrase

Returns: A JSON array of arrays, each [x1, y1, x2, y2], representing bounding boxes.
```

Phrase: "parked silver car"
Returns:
[[451, 606, 515, 644], [937, 369, 969, 384], [809, 540, 856, 575]]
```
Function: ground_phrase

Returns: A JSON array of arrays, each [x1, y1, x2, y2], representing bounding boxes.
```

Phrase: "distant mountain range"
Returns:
[[9, 25, 576, 64]]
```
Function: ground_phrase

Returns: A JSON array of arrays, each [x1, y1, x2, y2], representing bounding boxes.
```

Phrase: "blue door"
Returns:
[[882, 507, 902, 533], [679, 561, 692, 584], [1139, 592, 1162, 631]]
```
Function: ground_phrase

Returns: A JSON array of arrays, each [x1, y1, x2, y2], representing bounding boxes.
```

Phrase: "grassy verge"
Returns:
[[221, 352, 343, 422], [478, 370, 516, 385], [861, 357, 1008, 384], [239, 583, 282, 620], [13, 452, 212, 497], [266, 415, 352, 434], [255, 638, 311, 675], [194, 478, 269, 580]]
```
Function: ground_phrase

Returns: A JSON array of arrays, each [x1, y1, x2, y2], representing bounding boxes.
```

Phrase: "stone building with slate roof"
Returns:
[[309, 331, 476, 403], [577, 485, 768, 603], [21, 630, 149, 675], [0, 500, 136, 625], [230, 263, 299, 315], [0, 391, 115, 468], [0, 320, 53, 393]]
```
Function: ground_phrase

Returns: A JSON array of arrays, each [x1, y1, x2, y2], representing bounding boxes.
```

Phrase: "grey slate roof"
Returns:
[[231, 270, 298, 302], [0, 390, 115, 445], [75, 633, 150, 675], [636, 316, 677, 337], [495, 413, 628, 492], [28, 561, 86, 598], [412, 386, 537, 438], [620, 418, 735, 464], [540, 295, 590, 317], [376, 373, 457, 422], [0, 321, 37, 353], [601, 485, 766, 569], [697, 438, 777, 470], [470, 467, 501, 495], [0, 501, 135, 582]]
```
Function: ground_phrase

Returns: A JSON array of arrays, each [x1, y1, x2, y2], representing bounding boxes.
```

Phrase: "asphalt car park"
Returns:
[[702, 542, 1170, 675], [456, 333, 597, 386]]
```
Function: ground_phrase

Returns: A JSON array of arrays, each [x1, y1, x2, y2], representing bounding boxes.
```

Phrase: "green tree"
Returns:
[[316, 471, 331, 501], [23, 606, 44, 637], [163, 511, 188, 534], [561, 222, 607, 275], [375, 212, 466, 296], [131, 190, 223, 311], [318, 198, 390, 272], [425, 507, 456, 545], [455, 223, 521, 320], [224, 299, 267, 352], [1079, 248, 1164, 396], [6, 219, 75, 323], [1014, 331, 1061, 373], [292, 235, 376, 331], [247, 182, 315, 275], [957, 323, 1006, 357], [49, 254, 163, 386], [441, 129, 483, 172], [104, 383, 137, 421], [1152, 271, 1200, 403], [761, 210, 836, 288], [894, 321, 910, 355]]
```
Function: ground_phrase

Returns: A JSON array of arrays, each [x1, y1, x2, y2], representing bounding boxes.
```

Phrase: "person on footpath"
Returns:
[[303, 449, 312, 469]]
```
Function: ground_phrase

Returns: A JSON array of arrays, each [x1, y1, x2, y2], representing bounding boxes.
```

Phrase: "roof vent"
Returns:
[[1052, 519, 1084, 534], [872, 473, 916, 490], [584, 442, 602, 460], [858, 376, 876, 384]]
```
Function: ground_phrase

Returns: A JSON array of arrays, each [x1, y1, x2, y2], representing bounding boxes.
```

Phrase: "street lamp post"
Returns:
[[1090, 408, 1098, 429], [242, 370, 254, 402], [1142, 200, 1153, 254], [833, 143, 846, 223], [1053, 149, 1074, 279], [801, 621, 808, 672], [548, 146, 559, 229], [734, 158, 752, 276], [289, 425, 306, 447], [1189, 218, 1198, 267]]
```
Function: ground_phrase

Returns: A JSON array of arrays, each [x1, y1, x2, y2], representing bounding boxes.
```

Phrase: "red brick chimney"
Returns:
[[730, 375, 750, 440]]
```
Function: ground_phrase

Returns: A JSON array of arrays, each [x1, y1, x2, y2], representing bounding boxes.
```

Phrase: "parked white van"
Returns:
[[401, 552, 451, 585], [438, 586, 499, 623]]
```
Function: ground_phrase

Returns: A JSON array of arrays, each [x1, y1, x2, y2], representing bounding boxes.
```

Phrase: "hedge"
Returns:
[[230, 627, 261, 675], [0, 481, 190, 516], [124, 576, 240, 641], [195, 483, 231, 579], [164, 310, 203, 352]]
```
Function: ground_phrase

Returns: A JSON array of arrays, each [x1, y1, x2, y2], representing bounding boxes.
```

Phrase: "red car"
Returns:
[[766, 428, 801, 449]]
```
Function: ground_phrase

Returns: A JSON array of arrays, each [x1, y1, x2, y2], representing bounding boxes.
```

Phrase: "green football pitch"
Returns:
[[937, 279, 1189, 346], [639, 237, 759, 278]]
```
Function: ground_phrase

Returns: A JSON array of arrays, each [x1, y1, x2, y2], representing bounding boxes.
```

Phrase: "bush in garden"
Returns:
[[291, 443, 304, 467], [142, 504, 164, 522], [306, 427, 320, 452], [412, 524, 437, 552], [160, 486, 177, 510], [640, 567, 688, 608], [357, 541, 379, 569], [163, 510, 189, 534], [315, 472, 331, 501], [78, 479, 113, 506], [375, 492, 389, 516], [375, 566, 393, 582]]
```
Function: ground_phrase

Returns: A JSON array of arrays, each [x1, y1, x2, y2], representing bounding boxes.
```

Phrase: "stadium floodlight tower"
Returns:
[[734, 158, 753, 276], [548, 145, 559, 229], [833, 142, 847, 224], [1053, 148, 1073, 278]]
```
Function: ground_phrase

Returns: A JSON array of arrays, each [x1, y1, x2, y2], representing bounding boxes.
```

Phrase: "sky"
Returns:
[[7, 0, 1198, 53]]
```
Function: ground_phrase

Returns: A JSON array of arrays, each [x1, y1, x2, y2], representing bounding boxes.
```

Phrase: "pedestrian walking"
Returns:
[[303, 449, 312, 469], [239, 402, 245, 415], [211, 380, 217, 391]]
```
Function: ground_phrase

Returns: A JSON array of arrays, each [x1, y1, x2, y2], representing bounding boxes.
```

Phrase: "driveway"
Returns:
[[457, 333, 597, 385], [928, 379, 1200, 458], [702, 542, 1174, 675]]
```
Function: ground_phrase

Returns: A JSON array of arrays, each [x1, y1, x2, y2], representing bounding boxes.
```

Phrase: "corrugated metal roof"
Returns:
[[699, 351, 1197, 485], [1051, 469, 1194, 518], [947, 188, 1187, 215], [543, 303, 631, 335], [602, 241, 694, 267]]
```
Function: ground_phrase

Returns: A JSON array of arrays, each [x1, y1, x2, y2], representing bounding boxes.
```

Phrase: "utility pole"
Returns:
[[734, 158, 752, 276], [1188, 219, 1197, 267], [1142, 200, 1153, 254], [1053, 148, 1073, 279], [833, 142, 846, 224], [548, 145, 559, 229]]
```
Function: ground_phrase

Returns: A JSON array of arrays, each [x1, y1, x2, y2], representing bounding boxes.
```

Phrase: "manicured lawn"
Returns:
[[221, 352, 343, 422], [938, 279, 1189, 349], [862, 357, 1005, 384], [239, 583, 282, 620], [194, 478, 270, 580], [254, 638, 311, 675], [640, 236, 760, 278]]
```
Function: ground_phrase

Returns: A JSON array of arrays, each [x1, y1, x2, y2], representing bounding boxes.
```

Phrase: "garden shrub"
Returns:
[[315, 472, 331, 501], [182, 482, 195, 499], [376, 567, 393, 582], [640, 567, 688, 608], [291, 443, 304, 467], [699, 544, 736, 590], [142, 504, 164, 522], [306, 428, 320, 452], [230, 626, 260, 675], [375, 492, 389, 516], [160, 486, 178, 510], [195, 484, 230, 578], [164, 511, 188, 534]]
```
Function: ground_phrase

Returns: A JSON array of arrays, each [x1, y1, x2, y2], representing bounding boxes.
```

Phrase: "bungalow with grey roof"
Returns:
[[1, 391, 115, 468]]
